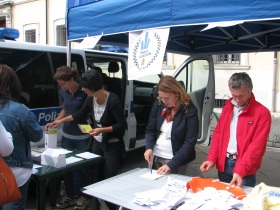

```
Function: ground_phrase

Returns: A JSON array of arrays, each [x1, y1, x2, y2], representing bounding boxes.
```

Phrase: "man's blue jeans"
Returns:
[[218, 157, 256, 187]]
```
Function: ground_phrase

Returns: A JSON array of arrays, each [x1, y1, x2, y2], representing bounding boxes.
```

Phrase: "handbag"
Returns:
[[0, 157, 22, 205]]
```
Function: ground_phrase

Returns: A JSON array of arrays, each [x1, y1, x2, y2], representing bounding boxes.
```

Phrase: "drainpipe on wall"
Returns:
[[272, 51, 277, 112]]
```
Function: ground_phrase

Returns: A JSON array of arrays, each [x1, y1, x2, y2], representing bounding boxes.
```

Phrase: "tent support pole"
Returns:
[[272, 51, 277, 112], [67, 40, 71, 67]]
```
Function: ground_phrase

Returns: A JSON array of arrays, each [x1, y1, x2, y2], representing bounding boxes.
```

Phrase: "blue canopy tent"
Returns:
[[66, 0, 280, 54]]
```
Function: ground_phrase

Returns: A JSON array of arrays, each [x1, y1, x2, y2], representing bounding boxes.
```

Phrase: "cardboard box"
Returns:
[[45, 128, 57, 148], [41, 148, 66, 168]]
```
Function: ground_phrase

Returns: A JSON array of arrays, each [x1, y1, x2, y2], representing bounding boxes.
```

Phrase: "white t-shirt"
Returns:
[[93, 95, 108, 142], [153, 120, 173, 159]]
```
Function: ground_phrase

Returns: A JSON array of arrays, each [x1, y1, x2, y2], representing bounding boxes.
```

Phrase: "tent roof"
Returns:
[[66, 0, 280, 54]]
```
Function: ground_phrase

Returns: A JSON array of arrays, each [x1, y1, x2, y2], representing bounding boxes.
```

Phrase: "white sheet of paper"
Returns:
[[66, 156, 83, 165], [75, 152, 100, 159], [33, 163, 42, 169], [56, 148, 72, 154], [140, 170, 163, 180]]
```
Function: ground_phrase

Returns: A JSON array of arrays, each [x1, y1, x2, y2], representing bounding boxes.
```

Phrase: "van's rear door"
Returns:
[[173, 54, 215, 146]]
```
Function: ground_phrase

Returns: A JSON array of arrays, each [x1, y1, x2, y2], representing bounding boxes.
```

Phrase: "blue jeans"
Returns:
[[61, 136, 90, 198], [218, 157, 256, 187], [1, 178, 30, 210]]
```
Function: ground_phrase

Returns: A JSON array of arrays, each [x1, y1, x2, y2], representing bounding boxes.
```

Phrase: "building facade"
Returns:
[[0, 0, 279, 112]]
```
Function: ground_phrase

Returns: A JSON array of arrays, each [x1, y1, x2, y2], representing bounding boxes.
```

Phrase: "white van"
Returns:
[[0, 40, 215, 150]]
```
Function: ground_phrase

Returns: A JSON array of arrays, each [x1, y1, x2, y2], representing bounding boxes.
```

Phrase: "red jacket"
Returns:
[[207, 94, 271, 178]]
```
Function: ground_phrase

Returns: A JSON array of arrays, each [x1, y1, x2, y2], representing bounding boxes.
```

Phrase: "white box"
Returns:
[[45, 128, 57, 148], [41, 148, 66, 168]]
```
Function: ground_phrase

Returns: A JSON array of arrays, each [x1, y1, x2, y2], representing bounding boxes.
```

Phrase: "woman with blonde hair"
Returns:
[[144, 76, 199, 175]]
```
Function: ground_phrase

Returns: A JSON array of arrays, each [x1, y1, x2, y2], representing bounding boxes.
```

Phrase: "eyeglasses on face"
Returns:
[[157, 96, 171, 102]]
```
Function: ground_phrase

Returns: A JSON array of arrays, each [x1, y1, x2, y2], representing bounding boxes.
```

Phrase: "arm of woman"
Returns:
[[45, 104, 65, 129], [168, 104, 199, 170], [0, 121, 13, 157], [145, 101, 161, 150]]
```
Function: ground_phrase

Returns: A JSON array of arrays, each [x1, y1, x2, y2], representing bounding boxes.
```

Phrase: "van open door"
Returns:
[[173, 54, 215, 146]]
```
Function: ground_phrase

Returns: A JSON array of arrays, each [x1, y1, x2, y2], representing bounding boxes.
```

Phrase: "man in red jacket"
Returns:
[[200, 72, 271, 187]]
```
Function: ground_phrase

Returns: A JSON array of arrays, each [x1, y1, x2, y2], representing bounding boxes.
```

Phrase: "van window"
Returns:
[[174, 57, 214, 146], [0, 48, 85, 109]]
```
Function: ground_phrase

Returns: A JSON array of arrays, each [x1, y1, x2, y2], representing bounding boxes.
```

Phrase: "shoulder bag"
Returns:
[[0, 157, 22, 205]]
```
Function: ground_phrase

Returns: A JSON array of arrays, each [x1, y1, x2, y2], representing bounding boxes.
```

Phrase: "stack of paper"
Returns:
[[133, 177, 188, 210]]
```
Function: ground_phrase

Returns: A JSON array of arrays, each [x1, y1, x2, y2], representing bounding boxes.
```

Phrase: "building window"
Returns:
[[215, 54, 240, 64], [214, 99, 227, 108], [25, 29, 36, 43], [56, 25, 66, 46]]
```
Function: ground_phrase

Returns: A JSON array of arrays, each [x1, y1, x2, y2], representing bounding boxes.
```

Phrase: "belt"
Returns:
[[226, 153, 238, 160]]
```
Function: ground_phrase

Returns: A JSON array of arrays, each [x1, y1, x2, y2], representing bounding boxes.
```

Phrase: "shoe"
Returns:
[[56, 196, 77, 209], [74, 196, 88, 210]]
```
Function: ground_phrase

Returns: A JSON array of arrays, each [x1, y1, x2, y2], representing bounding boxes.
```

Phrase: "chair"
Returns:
[[107, 61, 122, 100]]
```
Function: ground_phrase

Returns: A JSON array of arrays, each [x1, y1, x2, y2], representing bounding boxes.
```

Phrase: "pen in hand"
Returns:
[[148, 162, 152, 174]]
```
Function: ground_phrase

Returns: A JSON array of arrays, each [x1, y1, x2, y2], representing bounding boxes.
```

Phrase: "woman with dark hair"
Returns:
[[0, 64, 43, 210], [45, 66, 90, 209], [144, 76, 199, 175], [48, 69, 127, 210]]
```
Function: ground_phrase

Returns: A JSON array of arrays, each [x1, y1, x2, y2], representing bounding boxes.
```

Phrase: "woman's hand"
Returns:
[[89, 128, 102, 136], [157, 164, 171, 175], [144, 149, 153, 164], [45, 119, 62, 130]]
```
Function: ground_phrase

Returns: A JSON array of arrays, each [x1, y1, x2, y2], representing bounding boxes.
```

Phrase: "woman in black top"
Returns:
[[50, 69, 127, 179]]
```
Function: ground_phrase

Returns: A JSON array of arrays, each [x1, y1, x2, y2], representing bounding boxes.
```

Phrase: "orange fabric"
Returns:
[[186, 177, 247, 200]]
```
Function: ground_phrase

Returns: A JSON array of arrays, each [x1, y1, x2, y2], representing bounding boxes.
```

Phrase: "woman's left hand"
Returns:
[[157, 164, 171, 175], [89, 128, 102, 136]]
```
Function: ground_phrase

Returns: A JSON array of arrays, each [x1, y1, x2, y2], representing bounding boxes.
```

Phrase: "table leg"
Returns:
[[99, 199, 110, 210], [36, 179, 46, 210], [49, 177, 59, 208]]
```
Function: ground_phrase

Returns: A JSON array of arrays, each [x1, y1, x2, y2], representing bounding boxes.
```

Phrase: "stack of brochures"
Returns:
[[133, 177, 243, 210], [133, 177, 188, 210]]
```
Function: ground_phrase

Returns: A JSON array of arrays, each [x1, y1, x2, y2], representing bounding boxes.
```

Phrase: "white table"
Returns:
[[83, 168, 252, 210]]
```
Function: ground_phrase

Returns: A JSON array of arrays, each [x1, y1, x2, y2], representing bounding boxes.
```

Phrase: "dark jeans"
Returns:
[[91, 139, 122, 210], [91, 139, 122, 179], [218, 157, 256, 187], [0, 177, 30, 210], [61, 136, 90, 198]]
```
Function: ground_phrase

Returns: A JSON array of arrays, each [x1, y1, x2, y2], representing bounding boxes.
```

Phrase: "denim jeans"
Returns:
[[1, 178, 30, 210], [218, 157, 256, 187], [61, 136, 91, 198]]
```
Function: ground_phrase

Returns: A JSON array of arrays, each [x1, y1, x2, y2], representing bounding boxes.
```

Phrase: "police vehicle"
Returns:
[[0, 28, 214, 150]]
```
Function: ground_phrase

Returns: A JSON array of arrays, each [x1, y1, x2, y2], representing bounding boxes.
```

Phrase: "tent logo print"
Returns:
[[141, 32, 150, 50], [133, 31, 161, 71]]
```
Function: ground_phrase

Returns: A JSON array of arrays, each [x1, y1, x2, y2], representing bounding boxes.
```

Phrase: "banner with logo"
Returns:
[[128, 28, 170, 80]]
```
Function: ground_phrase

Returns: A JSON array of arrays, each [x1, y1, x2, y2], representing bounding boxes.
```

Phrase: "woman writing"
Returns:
[[144, 76, 199, 175]]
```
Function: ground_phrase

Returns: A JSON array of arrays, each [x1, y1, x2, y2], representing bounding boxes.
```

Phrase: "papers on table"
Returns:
[[134, 177, 188, 209], [75, 152, 100, 159], [64, 151, 101, 164], [66, 156, 83, 165], [140, 170, 163, 180], [134, 176, 243, 210]]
